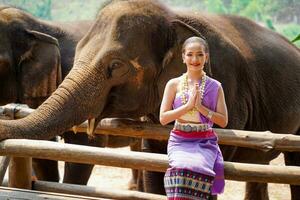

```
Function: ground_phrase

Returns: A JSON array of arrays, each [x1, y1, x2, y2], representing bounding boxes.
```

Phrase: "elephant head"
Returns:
[[0, 0, 299, 142], [0, 0, 200, 139], [0, 6, 61, 108]]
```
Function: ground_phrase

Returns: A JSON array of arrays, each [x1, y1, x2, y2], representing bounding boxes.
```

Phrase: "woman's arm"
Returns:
[[159, 79, 196, 125], [196, 86, 228, 128]]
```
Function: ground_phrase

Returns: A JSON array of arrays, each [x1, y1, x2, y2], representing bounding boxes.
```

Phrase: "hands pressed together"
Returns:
[[185, 83, 202, 111]]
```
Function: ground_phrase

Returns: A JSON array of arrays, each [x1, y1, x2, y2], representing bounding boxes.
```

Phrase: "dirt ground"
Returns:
[[58, 147, 290, 200]]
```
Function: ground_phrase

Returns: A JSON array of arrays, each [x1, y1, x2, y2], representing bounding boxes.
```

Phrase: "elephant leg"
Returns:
[[63, 162, 94, 185], [143, 171, 165, 194], [32, 137, 59, 182], [245, 182, 269, 200], [32, 158, 59, 182], [142, 139, 166, 194], [284, 151, 300, 200], [62, 131, 106, 185], [128, 139, 142, 190], [136, 169, 144, 192]]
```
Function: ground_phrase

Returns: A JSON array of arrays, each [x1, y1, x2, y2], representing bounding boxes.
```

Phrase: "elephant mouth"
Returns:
[[79, 94, 119, 136], [71, 117, 99, 136], [81, 92, 142, 136]]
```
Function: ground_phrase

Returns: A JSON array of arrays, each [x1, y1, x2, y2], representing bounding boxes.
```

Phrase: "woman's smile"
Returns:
[[190, 63, 201, 67]]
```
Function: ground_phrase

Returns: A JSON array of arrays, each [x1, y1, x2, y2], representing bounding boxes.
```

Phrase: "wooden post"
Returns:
[[0, 156, 10, 185], [8, 157, 32, 189]]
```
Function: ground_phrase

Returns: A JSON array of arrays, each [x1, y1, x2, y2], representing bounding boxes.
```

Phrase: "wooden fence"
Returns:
[[0, 104, 300, 200]]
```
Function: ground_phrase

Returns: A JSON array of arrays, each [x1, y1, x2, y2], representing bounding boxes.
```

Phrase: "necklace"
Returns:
[[180, 72, 207, 115]]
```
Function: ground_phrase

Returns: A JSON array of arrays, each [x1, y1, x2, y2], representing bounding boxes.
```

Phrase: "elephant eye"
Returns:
[[107, 59, 129, 79], [109, 60, 123, 70]]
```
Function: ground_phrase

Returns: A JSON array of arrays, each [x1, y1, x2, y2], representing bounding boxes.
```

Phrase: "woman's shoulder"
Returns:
[[166, 76, 181, 88], [206, 75, 222, 88]]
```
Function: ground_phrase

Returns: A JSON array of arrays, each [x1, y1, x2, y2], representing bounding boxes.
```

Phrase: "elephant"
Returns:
[[0, 5, 63, 183], [0, 5, 142, 187], [0, 0, 299, 199], [0, 5, 94, 185]]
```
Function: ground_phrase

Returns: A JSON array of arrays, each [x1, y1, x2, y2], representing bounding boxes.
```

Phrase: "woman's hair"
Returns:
[[182, 36, 209, 54]]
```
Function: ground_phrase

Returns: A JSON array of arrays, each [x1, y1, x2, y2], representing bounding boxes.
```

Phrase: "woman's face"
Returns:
[[182, 42, 207, 72]]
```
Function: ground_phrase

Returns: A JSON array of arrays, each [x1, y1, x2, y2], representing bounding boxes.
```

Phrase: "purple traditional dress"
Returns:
[[164, 74, 225, 200]]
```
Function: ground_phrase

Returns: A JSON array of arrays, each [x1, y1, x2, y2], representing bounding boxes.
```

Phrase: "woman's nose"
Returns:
[[192, 56, 198, 62]]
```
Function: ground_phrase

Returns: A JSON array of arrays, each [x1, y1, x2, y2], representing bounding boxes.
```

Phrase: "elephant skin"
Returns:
[[0, 6, 96, 184], [0, 5, 141, 187], [0, 1, 299, 199]]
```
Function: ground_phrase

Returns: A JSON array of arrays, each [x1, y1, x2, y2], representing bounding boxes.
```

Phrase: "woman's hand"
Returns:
[[195, 85, 228, 128], [195, 83, 202, 110], [160, 78, 200, 125], [186, 83, 199, 110]]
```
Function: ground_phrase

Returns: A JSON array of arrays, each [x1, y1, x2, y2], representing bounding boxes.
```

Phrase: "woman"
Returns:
[[160, 36, 228, 199]]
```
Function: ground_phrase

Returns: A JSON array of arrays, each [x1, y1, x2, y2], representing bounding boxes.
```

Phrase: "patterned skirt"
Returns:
[[164, 129, 224, 200]]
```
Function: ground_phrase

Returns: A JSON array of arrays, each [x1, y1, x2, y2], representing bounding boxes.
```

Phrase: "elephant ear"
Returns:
[[157, 19, 212, 98], [17, 30, 62, 108]]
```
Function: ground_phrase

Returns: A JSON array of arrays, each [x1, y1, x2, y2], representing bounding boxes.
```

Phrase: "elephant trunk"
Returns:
[[0, 61, 107, 140]]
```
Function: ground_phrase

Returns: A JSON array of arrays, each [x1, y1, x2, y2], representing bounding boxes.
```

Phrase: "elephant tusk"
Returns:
[[87, 118, 96, 136], [72, 126, 78, 134]]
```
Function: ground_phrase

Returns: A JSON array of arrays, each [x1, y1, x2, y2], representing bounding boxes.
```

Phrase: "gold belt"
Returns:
[[174, 121, 210, 132]]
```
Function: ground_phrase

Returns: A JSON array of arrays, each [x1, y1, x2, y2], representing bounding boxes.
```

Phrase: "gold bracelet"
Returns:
[[207, 110, 213, 119]]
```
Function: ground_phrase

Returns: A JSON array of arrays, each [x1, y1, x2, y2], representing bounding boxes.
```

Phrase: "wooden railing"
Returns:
[[1, 104, 300, 151], [0, 103, 300, 200]]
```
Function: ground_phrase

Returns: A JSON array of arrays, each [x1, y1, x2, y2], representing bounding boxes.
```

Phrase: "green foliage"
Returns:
[[275, 23, 300, 47], [227, 0, 281, 26], [229, 0, 251, 15], [205, 0, 227, 14], [265, 18, 276, 31], [50, 0, 106, 21], [36, 0, 52, 20], [292, 34, 300, 43], [164, 0, 204, 11], [239, 0, 262, 20]]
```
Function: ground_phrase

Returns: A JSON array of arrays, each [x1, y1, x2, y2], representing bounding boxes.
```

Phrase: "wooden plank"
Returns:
[[95, 119, 300, 152], [1, 105, 300, 152], [0, 139, 167, 173], [33, 180, 166, 200], [0, 139, 300, 185], [0, 186, 109, 200]]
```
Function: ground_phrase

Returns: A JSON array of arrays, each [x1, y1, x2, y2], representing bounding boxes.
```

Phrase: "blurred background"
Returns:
[[0, 0, 299, 46]]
